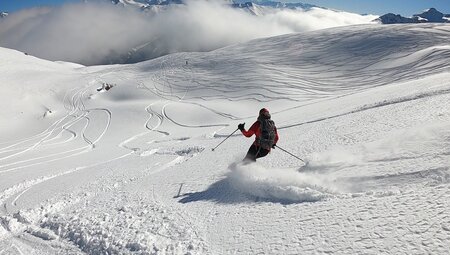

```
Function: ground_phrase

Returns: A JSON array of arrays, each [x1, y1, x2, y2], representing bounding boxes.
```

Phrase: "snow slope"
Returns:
[[1, 23, 450, 254]]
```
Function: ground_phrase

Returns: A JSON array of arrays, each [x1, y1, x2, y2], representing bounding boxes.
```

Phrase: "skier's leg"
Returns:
[[255, 147, 270, 159], [243, 144, 258, 162]]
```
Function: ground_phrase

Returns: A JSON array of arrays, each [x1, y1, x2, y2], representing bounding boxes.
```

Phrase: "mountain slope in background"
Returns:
[[0, 12, 8, 18], [376, 8, 450, 24], [0, 23, 449, 254]]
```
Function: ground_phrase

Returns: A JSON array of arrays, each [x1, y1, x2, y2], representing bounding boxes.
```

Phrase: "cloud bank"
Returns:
[[0, 1, 377, 65]]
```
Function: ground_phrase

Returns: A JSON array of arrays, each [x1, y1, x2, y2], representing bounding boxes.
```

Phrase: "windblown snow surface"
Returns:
[[1, 23, 450, 254]]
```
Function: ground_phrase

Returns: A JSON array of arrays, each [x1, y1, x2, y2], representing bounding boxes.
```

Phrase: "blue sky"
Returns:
[[1, 0, 450, 16], [0, 0, 79, 12]]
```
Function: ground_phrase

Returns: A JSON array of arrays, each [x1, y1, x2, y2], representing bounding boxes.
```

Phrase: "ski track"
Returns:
[[0, 82, 112, 174], [0, 151, 133, 216]]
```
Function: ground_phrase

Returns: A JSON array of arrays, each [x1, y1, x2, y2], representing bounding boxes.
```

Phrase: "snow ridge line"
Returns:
[[280, 86, 450, 129]]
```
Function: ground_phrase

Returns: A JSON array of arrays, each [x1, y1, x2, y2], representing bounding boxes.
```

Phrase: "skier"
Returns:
[[238, 108, 279, 162]]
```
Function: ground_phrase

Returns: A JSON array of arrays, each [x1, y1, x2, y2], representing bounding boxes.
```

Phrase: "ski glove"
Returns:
[[272, 144, 276, 149], [238, 123, 245, 131]]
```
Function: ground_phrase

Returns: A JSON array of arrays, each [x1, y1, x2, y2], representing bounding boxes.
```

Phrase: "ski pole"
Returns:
[[212, 128, 239, 151], [274, 145, 305, 163]]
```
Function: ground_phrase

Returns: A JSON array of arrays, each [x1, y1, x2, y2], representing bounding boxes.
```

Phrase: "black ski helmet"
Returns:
[[259, 108, 270, 119]]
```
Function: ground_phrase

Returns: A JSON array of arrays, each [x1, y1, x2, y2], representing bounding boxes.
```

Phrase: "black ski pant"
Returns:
[[244, 144, 270, 162]]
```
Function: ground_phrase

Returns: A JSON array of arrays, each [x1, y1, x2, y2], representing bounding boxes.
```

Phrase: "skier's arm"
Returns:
[[242, 122, 259, 137]]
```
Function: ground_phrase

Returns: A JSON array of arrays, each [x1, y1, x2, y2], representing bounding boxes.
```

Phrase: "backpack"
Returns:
[[257, 119, 276, 149]]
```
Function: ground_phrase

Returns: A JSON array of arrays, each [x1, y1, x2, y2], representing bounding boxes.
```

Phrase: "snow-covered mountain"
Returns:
[[230, 2, 274, 16], [0, 12, 8, 18], [230, 1, 319, 16], [109, 0, 320, 14], [110, 0, 318, 10], [376, 13, 418, 24], [1, 23, 450, 254], [414, 7, 448, 22], [111, 0, 320, 15], [233, 0, 317, 10], [112, 0, 184, 8], [376, 8, 450, 24]]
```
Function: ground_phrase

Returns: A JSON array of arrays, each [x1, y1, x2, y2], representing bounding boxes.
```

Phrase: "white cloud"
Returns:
[[266, 7, 378, 31], [0, 1, 377, 65]]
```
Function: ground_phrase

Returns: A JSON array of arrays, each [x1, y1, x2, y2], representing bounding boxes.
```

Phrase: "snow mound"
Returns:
[[227, 162, 340, 203], [40, 201, 206, 254]]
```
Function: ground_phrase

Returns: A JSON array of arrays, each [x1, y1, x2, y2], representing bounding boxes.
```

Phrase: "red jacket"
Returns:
[[241, 121, 279, 148]]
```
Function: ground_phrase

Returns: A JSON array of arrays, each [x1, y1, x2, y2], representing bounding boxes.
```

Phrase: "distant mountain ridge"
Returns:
[[376, 8, 450, 24], [106, 0, 323, 19], [110, 0, 319, 11], [111, 0, 183, 7], [232, 1, 317, 10], [0, 12, 8, 18]]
